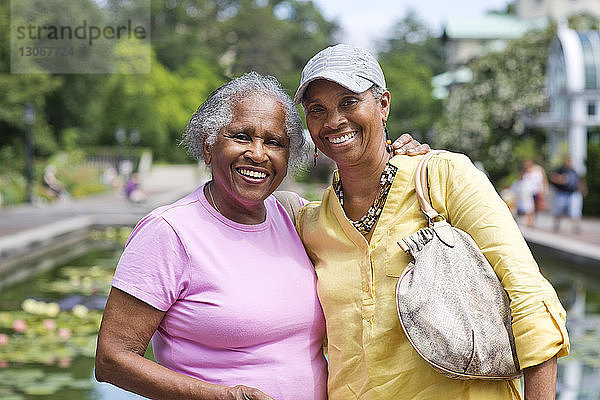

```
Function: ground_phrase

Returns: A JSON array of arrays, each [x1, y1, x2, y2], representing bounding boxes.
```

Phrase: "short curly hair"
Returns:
[[182, 72, 306, 168]]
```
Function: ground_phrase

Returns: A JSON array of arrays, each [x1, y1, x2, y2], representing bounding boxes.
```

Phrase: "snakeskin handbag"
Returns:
[[395, 150, 522, 380]]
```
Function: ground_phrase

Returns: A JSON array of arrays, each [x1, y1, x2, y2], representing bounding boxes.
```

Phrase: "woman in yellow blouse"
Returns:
[[293, 44, 569, 400]]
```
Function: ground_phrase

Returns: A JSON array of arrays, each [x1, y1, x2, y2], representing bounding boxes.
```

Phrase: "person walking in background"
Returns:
[[43, 165, 70, 201], [511, 168, 535, 225], [550, 158, 585, 233], [521, 159, 548, 228]]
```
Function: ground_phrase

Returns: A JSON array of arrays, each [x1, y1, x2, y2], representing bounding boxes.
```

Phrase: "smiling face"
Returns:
[[303, 79, 390, 168], [203, 94, 290, 212]]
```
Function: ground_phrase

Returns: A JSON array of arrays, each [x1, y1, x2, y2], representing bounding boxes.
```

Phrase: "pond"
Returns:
[[0, 232, 599, 399], [0, 228, 147, 400]]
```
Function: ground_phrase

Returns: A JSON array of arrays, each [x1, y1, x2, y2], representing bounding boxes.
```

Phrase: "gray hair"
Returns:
[[370, 84, 386, 101], [182, 72, 305, 168]]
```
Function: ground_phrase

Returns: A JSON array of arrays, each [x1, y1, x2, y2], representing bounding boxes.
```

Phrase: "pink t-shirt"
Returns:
[[112, 184, 327, 400]]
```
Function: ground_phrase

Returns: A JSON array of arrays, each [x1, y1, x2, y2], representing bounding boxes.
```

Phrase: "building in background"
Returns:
[[433, 0, 600, 98], [516, 0, 600, 21], [532, 27, 600, 174], [434, 0, 600, 173]]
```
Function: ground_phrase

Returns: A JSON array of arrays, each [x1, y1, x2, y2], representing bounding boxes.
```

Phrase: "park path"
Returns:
[[0, 164, 206, 237], [1, 165, 599, 268]]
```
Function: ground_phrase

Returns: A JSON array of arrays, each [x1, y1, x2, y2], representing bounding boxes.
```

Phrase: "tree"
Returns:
[[377, 11, 443, 140], [378, 10, 445, 75], [147, 0, 234, 71], [88, 46, 223, 162], [219, 0, 337, 92], [0, 0, 62, 163], [434, 27, 555, 183], [379, 52, 441, 140]]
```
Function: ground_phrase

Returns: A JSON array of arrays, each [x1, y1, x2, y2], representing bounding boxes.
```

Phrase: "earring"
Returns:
[[384, 122, 393, 153], [313, 146, 318, 167]]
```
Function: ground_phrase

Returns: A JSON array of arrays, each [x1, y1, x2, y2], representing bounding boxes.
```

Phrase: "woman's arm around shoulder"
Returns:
[[95, 287, 273, 400]]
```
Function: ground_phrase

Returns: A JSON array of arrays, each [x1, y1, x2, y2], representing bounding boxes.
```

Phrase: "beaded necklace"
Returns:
[[334, 162, 398, 235]]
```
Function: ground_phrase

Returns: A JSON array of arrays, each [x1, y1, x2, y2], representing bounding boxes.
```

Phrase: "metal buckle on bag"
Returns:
[[423, 212, 445, 228]]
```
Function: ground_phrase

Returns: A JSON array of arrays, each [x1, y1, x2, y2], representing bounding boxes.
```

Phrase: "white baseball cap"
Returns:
[[294, 44, 387, 105]]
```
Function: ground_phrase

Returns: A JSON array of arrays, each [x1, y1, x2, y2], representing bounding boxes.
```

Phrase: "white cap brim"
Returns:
[[293, 71, 375, 105]]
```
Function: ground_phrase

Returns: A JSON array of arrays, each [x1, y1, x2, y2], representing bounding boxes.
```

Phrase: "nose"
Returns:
[[245, 139, 267, 163], [324, 108, 346, 130]]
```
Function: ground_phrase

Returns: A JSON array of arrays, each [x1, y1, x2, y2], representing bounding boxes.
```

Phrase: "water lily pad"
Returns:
[[0, 387, 24, 400], [45, 372, 73, 386], [67, 379, 95, 390], [0, 394, 25, 400], [0, 369, 45, 384], [21, 382, 61, 395]]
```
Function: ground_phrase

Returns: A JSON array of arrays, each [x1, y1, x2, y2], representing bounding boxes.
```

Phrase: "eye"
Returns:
[[231, 132, 251, 141], [341, 98, 359, 108], [265, 137, 288, 147], [307, 105, 325, 115]]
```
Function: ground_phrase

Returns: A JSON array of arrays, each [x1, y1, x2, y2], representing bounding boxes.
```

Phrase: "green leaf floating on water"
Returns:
[[1, 394, 25, 400], [0, 386, 25, 400], [67, 379, 95, 390], [0, 369, 45, 385], [0, 234, 129, 398], [21, 382, 61, 395]]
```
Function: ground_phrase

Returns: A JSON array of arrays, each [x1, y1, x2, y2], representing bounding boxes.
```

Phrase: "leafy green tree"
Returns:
[[89, 46, 223, 162], [220, 0, 337, 91], [0, 0, 62, 165], [377, 11, 443, 140], [434, 28, 555, 183], [378, 10, 445, 75], [379, 52, 441, 140], [147, 0, 234, 71]]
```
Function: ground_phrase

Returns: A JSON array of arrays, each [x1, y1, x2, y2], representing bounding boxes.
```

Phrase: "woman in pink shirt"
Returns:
[[95, 72, 326, 400]]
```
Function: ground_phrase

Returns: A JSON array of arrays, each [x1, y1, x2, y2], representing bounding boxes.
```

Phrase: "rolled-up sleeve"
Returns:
[[428, 153, 570, 369]]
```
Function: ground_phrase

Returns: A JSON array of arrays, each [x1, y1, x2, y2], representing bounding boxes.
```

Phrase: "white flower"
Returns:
[[72, 304, 89, 318], [46, 303, 60, 317]]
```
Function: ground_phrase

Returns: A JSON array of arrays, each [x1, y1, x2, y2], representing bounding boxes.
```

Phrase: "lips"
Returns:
[[236, 167, 269, 182], [326, 131, 357, 144]]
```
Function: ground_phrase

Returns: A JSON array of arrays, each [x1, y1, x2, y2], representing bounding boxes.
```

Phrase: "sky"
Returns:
[[309, 0, 512, 50]]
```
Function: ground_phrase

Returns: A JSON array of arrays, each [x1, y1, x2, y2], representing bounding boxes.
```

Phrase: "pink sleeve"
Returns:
[[112, 213, 191, 311]]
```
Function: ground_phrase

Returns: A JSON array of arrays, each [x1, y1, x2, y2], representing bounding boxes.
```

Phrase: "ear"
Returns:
[[202, 141, 212, 165], [380, 91, 391, 123]]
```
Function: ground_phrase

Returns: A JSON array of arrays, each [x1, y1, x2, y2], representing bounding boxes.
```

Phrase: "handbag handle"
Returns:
[[414, 150, 448, 225]]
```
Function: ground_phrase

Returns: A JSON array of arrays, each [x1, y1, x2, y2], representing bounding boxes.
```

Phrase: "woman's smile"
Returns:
[[236, 166, 269, 182], [326, 131, 357, 144]]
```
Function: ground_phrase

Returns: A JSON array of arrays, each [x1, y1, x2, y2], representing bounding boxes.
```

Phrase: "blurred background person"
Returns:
[[43, 165, 70, 201], [550, 158, 585, 233], [511, 168, 535, 225], [521, 159, 548, 228]]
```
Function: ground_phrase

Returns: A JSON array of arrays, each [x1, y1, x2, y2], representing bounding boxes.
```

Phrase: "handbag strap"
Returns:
[[415, 150, 448, 225]]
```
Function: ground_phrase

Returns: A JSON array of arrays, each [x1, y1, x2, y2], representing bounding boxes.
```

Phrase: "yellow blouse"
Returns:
[[297, 152, 569, 400]]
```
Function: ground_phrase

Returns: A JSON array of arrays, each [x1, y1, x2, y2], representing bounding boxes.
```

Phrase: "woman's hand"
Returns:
[[392, 133, 431, 155], [222, 385, 274, 400], [96, 288, 276, 400]]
